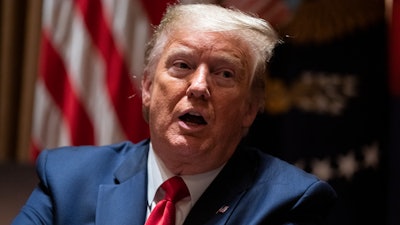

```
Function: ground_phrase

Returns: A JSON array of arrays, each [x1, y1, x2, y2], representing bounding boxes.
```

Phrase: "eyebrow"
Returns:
[[164, 43, 196, 59], [166, 42, 245, 66]]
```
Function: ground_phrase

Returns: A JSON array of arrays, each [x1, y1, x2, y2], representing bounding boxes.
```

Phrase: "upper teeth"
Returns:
[[188, 112, 201, 116]]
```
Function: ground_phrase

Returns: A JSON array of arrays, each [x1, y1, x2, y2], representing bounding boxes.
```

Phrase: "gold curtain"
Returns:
[[0, 0, 42, 163], [282, 0, 385, 44]]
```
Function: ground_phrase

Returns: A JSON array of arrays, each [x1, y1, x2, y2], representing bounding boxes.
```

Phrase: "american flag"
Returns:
[[30, 0, 178, 159], [31, 0, 292, 160]]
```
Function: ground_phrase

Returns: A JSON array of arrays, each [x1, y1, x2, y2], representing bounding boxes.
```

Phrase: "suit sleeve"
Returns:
[[11, 151, 55, 225], [283, 180, 337, 225]]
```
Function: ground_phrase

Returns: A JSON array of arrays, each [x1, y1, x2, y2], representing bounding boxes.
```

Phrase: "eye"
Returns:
[[173, 61, 191, 70], [213, 69, 237, 87], [215, 69, 235, 79], [222, 71, 234, 78], [168, 60, 193, 78]]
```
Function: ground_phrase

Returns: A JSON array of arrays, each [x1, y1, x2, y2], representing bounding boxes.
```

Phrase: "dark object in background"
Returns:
[[245, 20, 389, 225]]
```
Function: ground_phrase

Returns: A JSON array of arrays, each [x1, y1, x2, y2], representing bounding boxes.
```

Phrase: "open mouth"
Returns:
[[179, 112, 207, 125]]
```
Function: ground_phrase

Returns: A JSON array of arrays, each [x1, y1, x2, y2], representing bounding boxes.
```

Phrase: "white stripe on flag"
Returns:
[[32, 81, 70, 149], [102, 0, 152, 86]]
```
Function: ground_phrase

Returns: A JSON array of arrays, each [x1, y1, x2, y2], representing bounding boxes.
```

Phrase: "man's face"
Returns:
[[142, 30, 258, 174]]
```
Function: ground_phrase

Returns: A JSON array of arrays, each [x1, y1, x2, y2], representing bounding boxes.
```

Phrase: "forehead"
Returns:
[[162, 30, 252, 64]]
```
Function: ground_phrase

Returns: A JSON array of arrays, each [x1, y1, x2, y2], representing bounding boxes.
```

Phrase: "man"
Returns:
[[13, 3, 336, 225]]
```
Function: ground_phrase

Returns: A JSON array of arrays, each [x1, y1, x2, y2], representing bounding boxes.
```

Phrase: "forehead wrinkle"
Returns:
[[164, 42, 197, 59]]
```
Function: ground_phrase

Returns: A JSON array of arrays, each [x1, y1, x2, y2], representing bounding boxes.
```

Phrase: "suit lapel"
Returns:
[[96, 141, 149, 225], [183, 145, 259, 225]]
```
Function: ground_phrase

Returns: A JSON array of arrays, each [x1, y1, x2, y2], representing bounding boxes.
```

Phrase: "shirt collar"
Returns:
[[147, 142, 223, 207]]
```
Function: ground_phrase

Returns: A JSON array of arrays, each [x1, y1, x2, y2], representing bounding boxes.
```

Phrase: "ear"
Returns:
[[242, 101, 259, 128], [141, 71, 152, 107]]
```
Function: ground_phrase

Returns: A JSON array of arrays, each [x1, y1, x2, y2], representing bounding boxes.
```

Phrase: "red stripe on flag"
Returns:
[[139, 0, 176, 25], [390, 0, 400, 96], [74, 0, 149, 143], [30, 139, 41, 162], [258, 0, 281, 15], [239, 0, 259, 10], [39, 32, 95, 145]]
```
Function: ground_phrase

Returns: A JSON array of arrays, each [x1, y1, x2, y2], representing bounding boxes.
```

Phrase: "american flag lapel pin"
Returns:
[[216, 205, 229, 214]]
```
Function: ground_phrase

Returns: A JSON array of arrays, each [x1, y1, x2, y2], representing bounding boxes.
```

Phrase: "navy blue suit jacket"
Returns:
[[13, 140, 336, 225]]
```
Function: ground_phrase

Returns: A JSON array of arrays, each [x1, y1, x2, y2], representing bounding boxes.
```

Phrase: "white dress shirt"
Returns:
[[147, 142, 223, 225]]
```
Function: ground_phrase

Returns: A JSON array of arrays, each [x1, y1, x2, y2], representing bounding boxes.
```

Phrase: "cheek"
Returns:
[[149, 87, 168, 113], [214, 94, 244, 117], [148, 78, 183, 115], [148, 94, 171, 131], [216, 93, 256, 127], [241, 106, 257, 128]]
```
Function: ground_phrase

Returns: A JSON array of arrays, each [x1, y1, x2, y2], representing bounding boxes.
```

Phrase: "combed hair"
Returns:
[[143, 3, 280, 112]]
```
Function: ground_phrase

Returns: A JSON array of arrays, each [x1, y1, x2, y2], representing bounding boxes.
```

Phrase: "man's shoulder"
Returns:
[[245, 146, 321, 186], [39, 140, 148, 160], [242, 146, 336, 202], [35, 140, 149, 178]]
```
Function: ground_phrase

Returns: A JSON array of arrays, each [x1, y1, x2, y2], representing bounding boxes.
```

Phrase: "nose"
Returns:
[[186, 66, 211, 100]]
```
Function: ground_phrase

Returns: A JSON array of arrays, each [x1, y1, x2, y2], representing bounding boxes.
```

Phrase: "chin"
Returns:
[[169, 135, 208, 152]]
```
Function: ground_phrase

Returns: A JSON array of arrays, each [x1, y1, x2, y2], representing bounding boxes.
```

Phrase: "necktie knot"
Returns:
[[162, 176, 190, 203], [145, 176, 190, 225]]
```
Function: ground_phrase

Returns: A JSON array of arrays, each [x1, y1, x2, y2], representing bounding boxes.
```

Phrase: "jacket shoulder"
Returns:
[[36, 140, 149, 185], [242, 147, 337, 224]]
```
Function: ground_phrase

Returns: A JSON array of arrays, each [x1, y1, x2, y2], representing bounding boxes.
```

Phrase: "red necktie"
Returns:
[[146, 176, 190, 225]]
